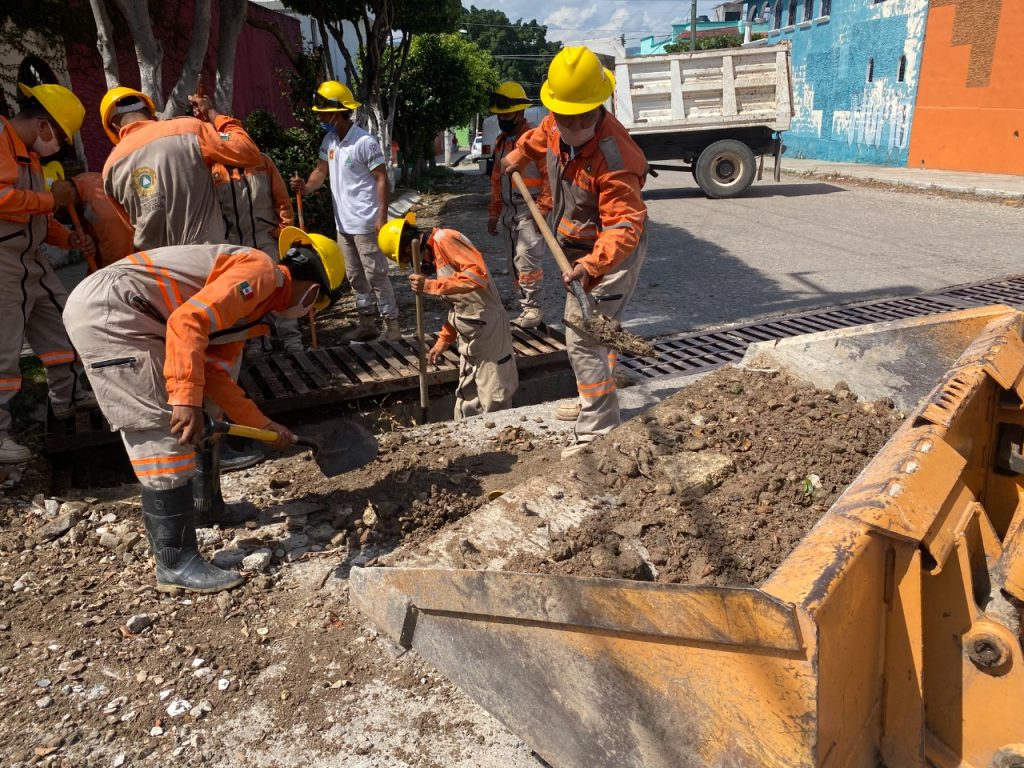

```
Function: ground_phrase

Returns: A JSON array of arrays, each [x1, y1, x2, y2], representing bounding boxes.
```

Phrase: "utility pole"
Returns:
[[690, 0, 698, 52]]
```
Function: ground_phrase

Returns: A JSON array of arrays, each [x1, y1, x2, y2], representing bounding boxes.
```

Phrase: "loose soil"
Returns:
[[581, 313, 657, 358], [508, 366, 904, 586]]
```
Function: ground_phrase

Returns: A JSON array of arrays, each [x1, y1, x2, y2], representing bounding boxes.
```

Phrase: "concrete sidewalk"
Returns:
[[782, 158, 1024, 200]]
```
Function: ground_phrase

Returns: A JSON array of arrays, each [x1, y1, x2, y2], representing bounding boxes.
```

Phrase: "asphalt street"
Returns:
[[627, 168, 1024, 338]]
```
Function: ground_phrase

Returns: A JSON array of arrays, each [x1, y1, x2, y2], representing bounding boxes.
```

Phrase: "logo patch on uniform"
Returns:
[[219, 133, 231, 141], [131, 167, 158, 196], [237, 281, 254, 300], [329, 149, 336, 160]]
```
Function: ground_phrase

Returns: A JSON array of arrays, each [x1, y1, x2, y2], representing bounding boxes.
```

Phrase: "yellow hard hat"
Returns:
[[17, 83, 85, 143], [278, 227, 346, 311], [99, 86, 157, 144], [377, 212, 417, 263], [312, 81, 361, 112], [42, 161, 65, 189], [489, 81, 531, 114], [540, 46, 615, 115]]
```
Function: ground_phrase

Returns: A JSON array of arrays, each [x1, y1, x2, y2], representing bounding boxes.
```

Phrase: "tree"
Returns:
[[663, 33, 766, 54], [458, 6, 560, 99], [2, 0, 250, 118], [280, 0, 461, 178], [389, 32, 498, 183]]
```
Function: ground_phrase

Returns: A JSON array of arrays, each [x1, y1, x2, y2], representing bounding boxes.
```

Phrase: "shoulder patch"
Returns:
[[237, 281, 255, 300], [219, 133, 231, 141], [598, 137, 624, 172]]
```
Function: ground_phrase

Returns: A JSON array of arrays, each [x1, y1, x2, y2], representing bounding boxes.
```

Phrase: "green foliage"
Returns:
[[664, 33, 767, 54], [459, 5, 560, 98], [390, 33, 498, 179]]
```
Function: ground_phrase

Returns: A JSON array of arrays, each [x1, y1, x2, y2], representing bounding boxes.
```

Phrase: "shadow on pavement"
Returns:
[[643, 182, 846, 202]]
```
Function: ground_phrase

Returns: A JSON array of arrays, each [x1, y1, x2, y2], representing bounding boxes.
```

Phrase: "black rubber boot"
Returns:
[[141, 484, 244, 594], [193, 445, 260, 527]]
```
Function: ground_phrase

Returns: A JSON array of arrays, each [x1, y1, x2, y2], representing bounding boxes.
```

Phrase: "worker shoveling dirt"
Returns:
[[511, 172, 656, 359]]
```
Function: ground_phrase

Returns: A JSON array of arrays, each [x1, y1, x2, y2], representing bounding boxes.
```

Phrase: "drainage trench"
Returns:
[[47, 274, 1024, 465]]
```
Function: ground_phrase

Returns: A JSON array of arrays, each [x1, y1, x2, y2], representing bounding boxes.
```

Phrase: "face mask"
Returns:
[[319, 121, 336, 133], [555, 119, 597, 149], [279, 285, 320, 319], [32, 122, 62, 158], [498, 117, 518, 135]]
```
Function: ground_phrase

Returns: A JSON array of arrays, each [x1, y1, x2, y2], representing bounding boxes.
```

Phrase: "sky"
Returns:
[[474, 0, 725, 46]]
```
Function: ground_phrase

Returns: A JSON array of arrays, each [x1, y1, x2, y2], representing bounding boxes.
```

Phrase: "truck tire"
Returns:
[[694, 140, 757, 199]]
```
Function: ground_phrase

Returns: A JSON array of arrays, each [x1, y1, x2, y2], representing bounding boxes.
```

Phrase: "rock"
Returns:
[[484, 421, 496, 429], [166, 699, 191, 717], [44, 498, 61, 516], [612, 521, 645, 539], [124, 614, 151, 638], [281, 533, 309, 551], [212, 548, 246, 568], [361, 503, 379, 528], [100, 512, 118, 524], [307, 523, 335, 543], [98, 532, 120, 549], [656, 451, 734, 498], [36, 695, 53, 709], [35, 510, 80, 542], [285, 547, 308, 562], [35, 678, 51, 688], [189, 700, 213, 719], [241, 549, 272, 573], [196, 528, 223, 548], [11, 572, 34, 592]]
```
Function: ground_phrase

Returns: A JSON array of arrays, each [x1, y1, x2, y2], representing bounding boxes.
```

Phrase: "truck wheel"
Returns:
[[694, 140, 756, 199]]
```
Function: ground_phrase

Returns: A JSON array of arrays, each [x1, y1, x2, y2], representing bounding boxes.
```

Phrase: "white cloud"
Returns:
[[483, 0, 723, 46]]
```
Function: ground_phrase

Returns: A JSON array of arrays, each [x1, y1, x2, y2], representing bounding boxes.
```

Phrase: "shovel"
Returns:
[[511, 172, 656, 359], [411, 237, 430, 424], [208, 420, 377, 477]]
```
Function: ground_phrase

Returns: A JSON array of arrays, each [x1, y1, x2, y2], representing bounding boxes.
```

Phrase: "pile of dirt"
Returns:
[[507, 367, 904, 586], [0, 416, 563, 767]]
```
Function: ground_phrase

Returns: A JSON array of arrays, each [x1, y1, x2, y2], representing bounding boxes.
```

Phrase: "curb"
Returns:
[[388, 190, 421, 218], [782, 164, 1024, 201]]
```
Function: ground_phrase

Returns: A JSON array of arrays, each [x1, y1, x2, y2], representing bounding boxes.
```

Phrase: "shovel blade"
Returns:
[[298, 421, 378, 477]]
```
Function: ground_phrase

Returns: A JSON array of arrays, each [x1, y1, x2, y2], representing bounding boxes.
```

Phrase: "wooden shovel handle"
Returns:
[[511, 171, 573, 275], [66, 205, 98, 274], [512, 171, 592, 321], [411, 238, 430, 423]]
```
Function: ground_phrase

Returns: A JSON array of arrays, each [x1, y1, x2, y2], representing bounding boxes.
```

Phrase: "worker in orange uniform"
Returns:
[[0, 82, 96, 464], [502, 46, 648, 458], [71, 172, 135, 268], [100, 86, 262, 250], [211, 153, 303, 353], [378, 213, 518, 418], [486, 81, 549, 329], [63, 229, 345, 593]]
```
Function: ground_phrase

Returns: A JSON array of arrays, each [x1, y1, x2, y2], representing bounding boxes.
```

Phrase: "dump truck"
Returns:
[[351, 305, 1024, 768], [480, 42, 793, 199], [616, 41, 794, 198]]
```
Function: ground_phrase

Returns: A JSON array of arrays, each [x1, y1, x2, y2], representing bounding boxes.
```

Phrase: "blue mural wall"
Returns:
[[767, 0, 929, 165]]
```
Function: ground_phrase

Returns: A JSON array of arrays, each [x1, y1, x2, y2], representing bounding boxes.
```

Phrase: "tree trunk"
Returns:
[[213, 0, 248, 113], [112, 0, 164, 111], [317, 17, 335, 80], [88, 0, 120, 89], [160, 0, 211, 118]]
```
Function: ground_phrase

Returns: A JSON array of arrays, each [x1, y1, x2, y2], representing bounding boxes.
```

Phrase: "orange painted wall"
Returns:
[[908, 0, 1024, 174]]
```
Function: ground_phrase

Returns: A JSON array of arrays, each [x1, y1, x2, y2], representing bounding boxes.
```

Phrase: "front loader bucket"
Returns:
[[351, 308, 1024, 768]]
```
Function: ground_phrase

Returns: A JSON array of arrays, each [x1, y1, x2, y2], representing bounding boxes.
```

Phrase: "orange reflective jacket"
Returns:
[[0, 116, 72, 249], [73, 172, 135, 268], [488, 120, 551, 221], [506, 110, 647, 278]]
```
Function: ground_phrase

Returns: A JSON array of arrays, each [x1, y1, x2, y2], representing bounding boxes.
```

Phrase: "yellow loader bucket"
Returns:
[[351, 309, 1024, 768]]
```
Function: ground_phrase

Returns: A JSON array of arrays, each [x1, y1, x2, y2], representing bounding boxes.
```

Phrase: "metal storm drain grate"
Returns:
[[46, 326, 567, 453], [618, 275, 1024, 379]]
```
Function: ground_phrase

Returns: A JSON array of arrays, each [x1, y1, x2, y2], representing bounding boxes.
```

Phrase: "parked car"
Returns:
[[467, 132, 484, 162]]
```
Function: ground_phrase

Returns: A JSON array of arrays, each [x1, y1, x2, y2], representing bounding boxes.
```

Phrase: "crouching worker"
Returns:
[[63, 229, 345, 593], [378, 213, 518, 419]]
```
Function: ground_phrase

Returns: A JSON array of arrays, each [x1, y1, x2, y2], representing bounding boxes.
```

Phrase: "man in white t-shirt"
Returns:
[[292, 81, 400, 342]]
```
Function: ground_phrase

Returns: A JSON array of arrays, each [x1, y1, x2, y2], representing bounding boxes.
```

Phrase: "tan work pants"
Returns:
[[565, 231, 647, 446], [0, 249, 84, 438], [455, 352, 518, 420], [499, 210, 545, 311], [338, 232, 398, 320]]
